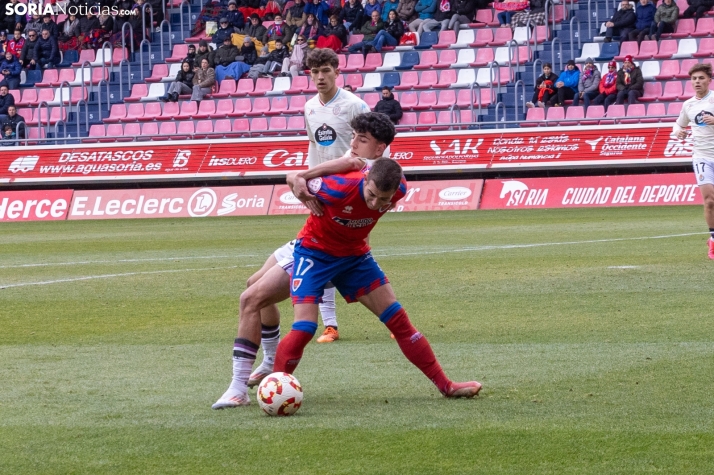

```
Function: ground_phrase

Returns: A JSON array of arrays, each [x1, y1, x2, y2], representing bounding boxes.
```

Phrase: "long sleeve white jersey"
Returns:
[[673, 90, 714, 160]]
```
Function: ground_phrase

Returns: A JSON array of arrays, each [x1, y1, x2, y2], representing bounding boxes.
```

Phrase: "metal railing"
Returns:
[[179, 0, 192, 40], [514, 79, 527, 121], [551, 36, 563, 72], [118, 59, 133, 101], [141, 3, 154, 43], [121, 22, 135, 56], [569, 16, 581, 60], [33, 100, 50, 145], [493, 101, 507, 127], [139, 38, 153, 79]]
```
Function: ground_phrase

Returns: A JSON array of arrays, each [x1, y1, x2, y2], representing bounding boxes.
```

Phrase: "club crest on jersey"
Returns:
[[308, 177, 323, 194], [315, 123, 337, 146], [333, 105, 341, 115], [292, 278, 302, 292]]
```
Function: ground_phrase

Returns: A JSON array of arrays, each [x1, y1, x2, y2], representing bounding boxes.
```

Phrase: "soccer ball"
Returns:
[[256, 372, 303, 416]]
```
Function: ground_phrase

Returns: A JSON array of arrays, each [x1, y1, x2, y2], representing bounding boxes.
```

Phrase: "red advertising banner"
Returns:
[[480, 173, 701, 210], [268, 184, 310, 215], [67, 185, 273, 220], [0, 125, 695, 185], [0, 189, 73, 221]]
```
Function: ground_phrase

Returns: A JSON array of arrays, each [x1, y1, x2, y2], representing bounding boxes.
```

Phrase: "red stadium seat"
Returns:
[[124, 83, 148, 102], [17, 89, 38, 107], [435, 68, 457, 88], [413, 70, 438, 89], [399, 91, 419, 110], [213, 119, 232, 137], [86, 124, 105, 142], [287, 115, 305, 132], [692, 17, 714, 37], [248, 97, 271, 116], [249, 77, 273, 96], [146, 64, 169, 83], [600, 104, 626, 125], [105, 123, 129, 142], [285, 76, 309, 94], [614, 41, 638, 61], [634, 40, 658, 60], [361, 53, 382, 72], [158, 101, 179, 120], [413, 90, 437, 110], [213, 80, 237, 98], [72, 49, 95, 66], [469, 28, 493, 47], [654, 59, 679, 79], [177, 121, 195, 137], [560, 105, 585, 125], [125, 103, 145, 121], [267, 117, 288, 135], [433, 30, 456, 49], [545, 106, 565, 124], [176, 101, 198, 119], [233, 97, 253, 116], [414, 50, 438, 70], [35, 69, 59, 87], [287, 95, 306, 114], [268, 96, 288, 115], [194, 100, 217, 119], [638, 82, 662, 102], [670, 18, 695, 38], [693, 37, 714, 57], [639, 103, 665, 123], [342, 54, 364, 73], [396, 112, 417, 132], [470, 48, 495, 67], [363, 92, 380, 108], [344, 74, 364, 89], [166, 44, 189, 63], [394, 71, 419, 90], [579, 105, 605, 125], [488, 28, 513, 46], [416, 111, 437, 131], [653, 39, 678, 59], [140, 122, 159, 138], [195, 120, 214, 138], [230, 118, 250, 137], [660, 81, 683, 101], [250, 117, 269, 134], [521, 107, 545, 126], [434, 89, 456, 109], [214, 98, 236, 118], [666, 102, 683, 117], [139, 102, 162, 121], [155, 121, 176, 140], [434, 49, 457, 68], [235, 78, 255, 96], [104, 103, 127, 123]]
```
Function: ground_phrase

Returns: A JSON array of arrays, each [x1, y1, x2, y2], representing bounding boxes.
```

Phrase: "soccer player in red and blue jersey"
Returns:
[[274, 157, 483, 399]]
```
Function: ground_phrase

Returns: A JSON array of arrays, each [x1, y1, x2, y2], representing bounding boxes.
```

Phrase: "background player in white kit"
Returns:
[[672, 63, 714, 259], [243, 49, 370, 387]]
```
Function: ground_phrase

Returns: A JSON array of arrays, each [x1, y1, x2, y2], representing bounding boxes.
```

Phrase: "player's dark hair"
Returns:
[[351, 112, 396, 146], [367, 158, 403, 192], [689, 63, 713, 79], [306, 48, 339, 70]]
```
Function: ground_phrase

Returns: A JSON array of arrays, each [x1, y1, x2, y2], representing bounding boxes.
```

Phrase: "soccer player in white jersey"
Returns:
[[672, 63, 714, 259], [236, 49, 370, 392]]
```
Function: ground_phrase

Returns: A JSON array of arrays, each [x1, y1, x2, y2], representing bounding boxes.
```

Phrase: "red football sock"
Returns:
[[385, 308, 451, 395], [273, 329, 314, 374]]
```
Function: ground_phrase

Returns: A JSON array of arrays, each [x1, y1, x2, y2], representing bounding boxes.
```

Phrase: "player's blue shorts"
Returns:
[[290, 240, 389, 304]]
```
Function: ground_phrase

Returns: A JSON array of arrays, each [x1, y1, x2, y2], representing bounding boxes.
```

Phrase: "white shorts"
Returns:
[[273, 240, 296, 274], [693, 158, 714, 187]]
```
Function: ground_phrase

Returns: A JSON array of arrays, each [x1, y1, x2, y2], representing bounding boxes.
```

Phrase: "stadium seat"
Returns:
[[287, 115, 306, 133], [104, 123, 128, 142], [452, 68, 476, 88], [621, 103, 647, 124], [394, 71, 419, 90], [248, 97, 271, 116], [26, 126, 47, 144], [640, 61, 660, 80], [192, 120, 212, 138], [380, 72, 401, 89], [208, 119, 229, 138], [456, 88, 493, 110], [634, 40, 658, 60], [675, 58, 699, 78], [285, 76, 308, 94], [579, 105, 605, 125], [86, 124, 106, 143], [124, 103, 145, 121], [35, 69, 59, 87], [476, 66, 511, 86], [488, 28, 513, 46], [576, 43, 601, 63], [358, 73, 381, 92], [595, 42, 619, 61], [162, 63, 181, 83], [267, 96, 288, 116], [692, 17, 714, 37], [57, 50, 78, 67], [693, 37, 714, 57], [637, 82, 661, 102], [250, 117, 269, 134], [104, 103, 127, 123], [452, 29, 475, 49], [17, 89, 38, 107], [72, 49, 95, 66], [666, 101, 683, 117], [416, 111, 437, 131], [434, 49, 457, 68], [545, 106, 565, 124], [513, 26, 530, 45], [377, 52, 401, 71], [413, 70, 438, 89], [434, 89, 456, 109], [342, 53, 364, 72], [672, 38, 698, 58], [124, 84, 148, 102], [599, 104, 625, 125], [399, 91, 419, 110], [265, 117, 287, 135], [614, 41, 639, 61], [211, 98, 234, 118], [413, 90, 437, 110], [474, 9, 499, 27], [654, 59, 679, 79], [344, 73, 363, 90], [146, 64, 169, 83], [154, 121, 175, 140], [470, 48, 495, 67], [21, 69, 42, 87], [560, 106, 585, 125], [363, 92, 380, 109], [469, 28, 493, 47], [653, 39, 678, 59], [233, 97, 253, 116], [521, 107, 545, 126], [453, 49, 476, 68], [435, 110, 458, 130], [414, 50, 438, 70], [286, 95, 306, 114], [660, 81, 683, 101], [361, 53, 382, 72], [123, 123, 140, 138], [158, 101, 179, 120], [267, 76, 291, 96], [235, 78, 255, 95], [395, 51, 420, 70], [175, 121, 195, 139], [138, 101, 162, 121], [435, 68, 457, 88], [193, 100, 216, 119], [346, 34, 363, 49], [305, 77, 318, 93], [249, 77, 273, 96], [396, 112, 417, 132], [433, 30, 456, 49], [679, 81, 698, 100], [166, 44, 189, 63], [415, 31, 438, 49], [531, 25, 550, 43], [213, 80, 237, 98], [175, 101, 198, 119]]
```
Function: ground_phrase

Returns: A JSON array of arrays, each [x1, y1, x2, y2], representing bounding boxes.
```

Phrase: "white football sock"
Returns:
[[319, 286, 338, 328]]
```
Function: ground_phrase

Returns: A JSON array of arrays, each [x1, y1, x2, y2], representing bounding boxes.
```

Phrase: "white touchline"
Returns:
[[0, 265, 258, 290], [0, 254, 259, 269]]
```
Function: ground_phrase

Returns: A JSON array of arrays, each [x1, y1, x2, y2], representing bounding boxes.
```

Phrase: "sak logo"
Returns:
[[173, 150, 191, 168], [187, 188, 217, 217], [429, 138, 484, 157], [8, 155, 40, 173], [500, 181, 547, 207]]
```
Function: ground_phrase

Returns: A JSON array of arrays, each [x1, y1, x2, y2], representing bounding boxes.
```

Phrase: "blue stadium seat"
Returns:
[[21, 69, 42, 87], [57, 50, 79, 68], [395, 51, 420, 70], [595, 42, 620, 61], [380, 72, 400, 90], [415, 31, 438, 50]]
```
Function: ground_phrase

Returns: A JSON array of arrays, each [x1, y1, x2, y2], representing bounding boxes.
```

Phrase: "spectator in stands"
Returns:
[[213, 17, 236, 44], [495, 0, 528, 28], [1, 124, 17, 146], [364, 0, 383, 20], [215, 35, 240, 69], [647, 0, 678, 41], [2, 105, 25, 139], [591, 60, 618, 108], [191, 57, 215, 102], [512, 0, 547, 27], [258, 37, 290, 75], [78, 12, 101, 45], [162, 60, 196, 102], [615, 55, 643, 104], [286, 0, 307, 40], [348, 10, 383, 54], [33, 28, 60, 69], [184, 44, 197, 69], [526, 62, 557, 108], [548, 59, 579, 107], [0, 31, 6, 52], [238, 35, 258, 65], [0, 51, 21, 89], [627, 0, 655, 43], [226, 0, 246, 30], [374, 86, 403, 124], [370, 9, 403, 52], [444, 0, 476, 35], [603, 0, 635, 42], [40, 13, 58, 38], [397, 0, 418, 22], [245, 14, 268, 45], [573, 58, 601, 107], [266, 13, 290, 44], [382, 0, 399, 21], [58, 13, 81, 47], [430, 0, 455, 33], [0, 84, 15, 122], [7, 29, 25, 60], [263, 0, 284, 21], [24, 14, 42, 35], [316, 14, 348, 51], [2, 0, 25, 33], [195, 40, 216, 68], [19, 30, 39, 69], [99, 13, 114, 35], [296, 13, 323, 43], [280, 34, 307, 77], [305, 0, 331, 26], [409, 0, 437, 33], [148, 0, 165, 30], [681, 0, 714, 19], [341, 0, 365, 31]]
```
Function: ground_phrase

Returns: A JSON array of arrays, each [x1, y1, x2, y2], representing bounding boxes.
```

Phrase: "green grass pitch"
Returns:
[[1, 206, 713, 474]]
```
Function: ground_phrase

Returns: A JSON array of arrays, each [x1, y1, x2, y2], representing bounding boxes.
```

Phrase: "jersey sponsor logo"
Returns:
[[694, 110, 714, 127], [438, 187, 472, 201], [333, 216, 375, 227], [187, 188, 217, 217], [8, 155, 40, 173], [315, 123, 337, 146], [307, 177, 322, 194]]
